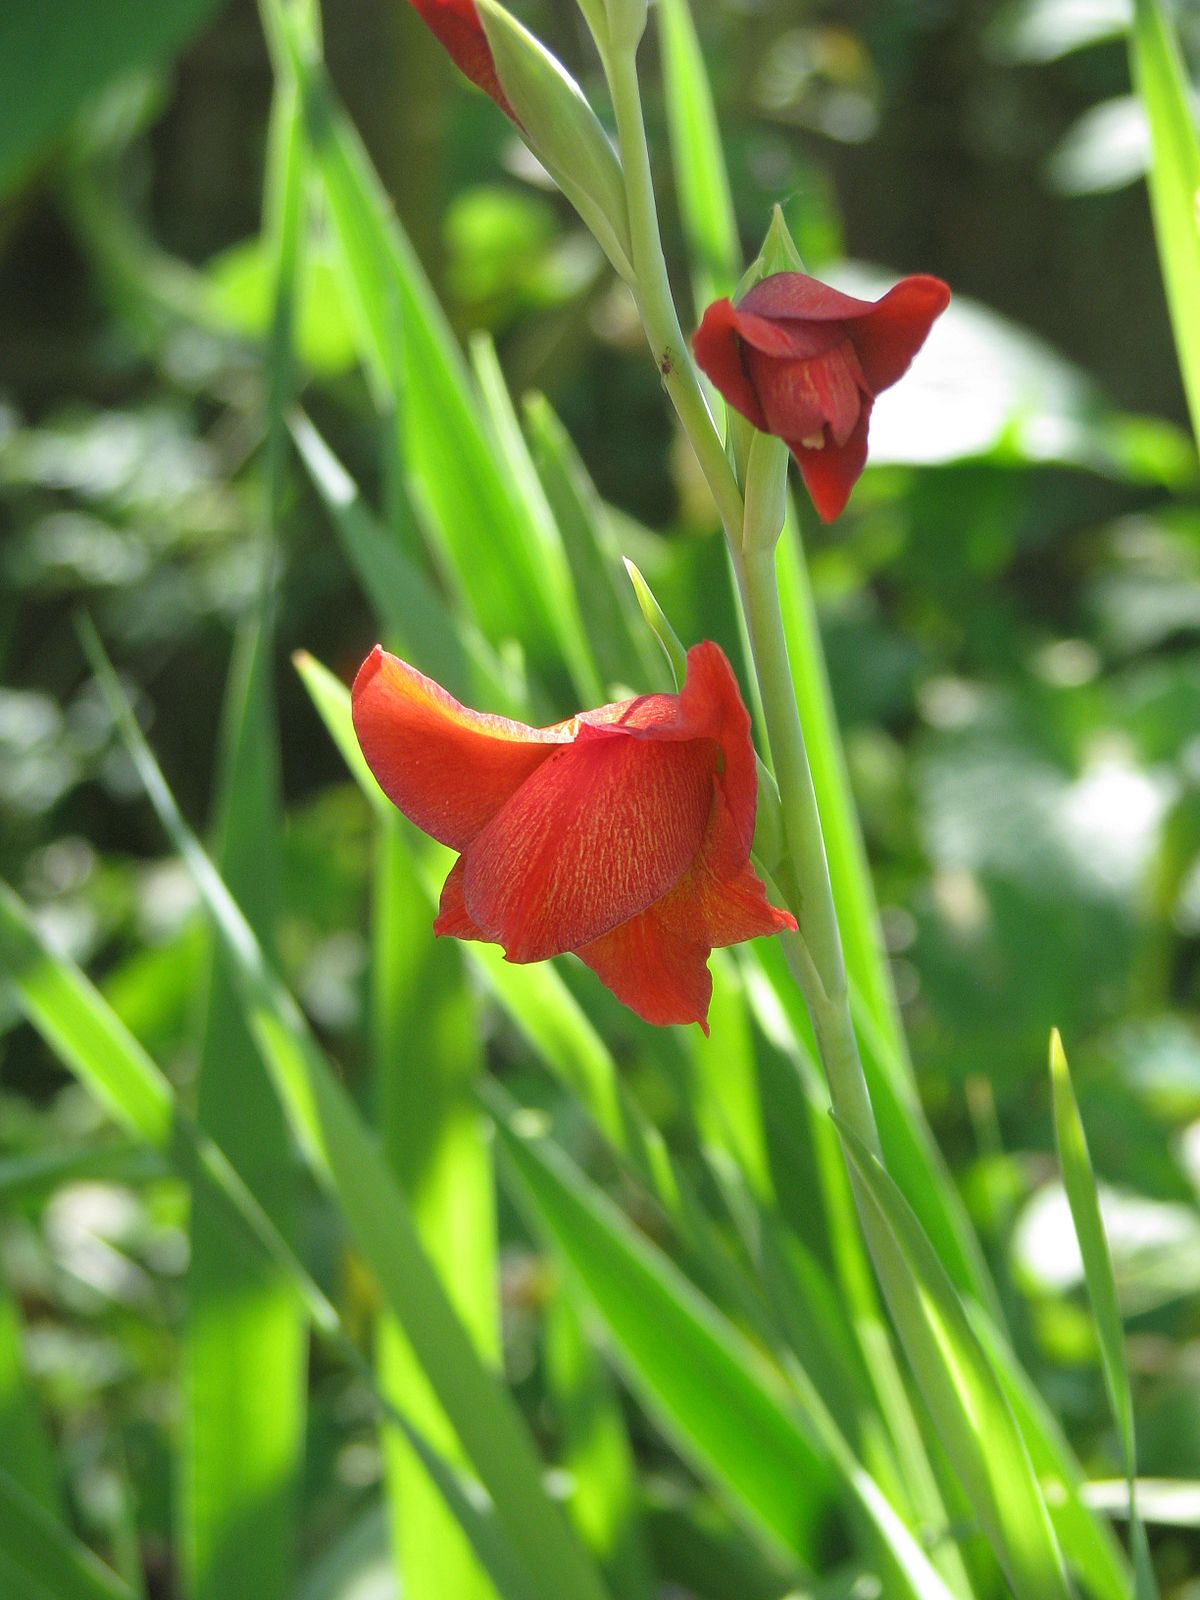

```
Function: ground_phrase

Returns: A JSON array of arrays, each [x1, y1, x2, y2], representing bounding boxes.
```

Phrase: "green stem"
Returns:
[[734, 543, 881, 1158], [601, 31, 880, 1167], [603, 42, 744, 537]]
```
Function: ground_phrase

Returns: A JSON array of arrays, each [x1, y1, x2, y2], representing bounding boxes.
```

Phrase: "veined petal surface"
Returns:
[[352, 646, 569, 850]]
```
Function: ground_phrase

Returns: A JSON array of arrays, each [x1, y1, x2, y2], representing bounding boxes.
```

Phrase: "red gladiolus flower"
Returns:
[[693, 271, 950, 522], [408, 0, 517, 121], [352, 641, 796, 1031]]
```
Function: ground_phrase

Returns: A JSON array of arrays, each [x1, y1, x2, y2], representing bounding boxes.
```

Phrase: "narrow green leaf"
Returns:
[[0, 882, 566, 1600], [373, 818, 500, 1600], [290, 414, 518, 714], [973, 1310, 1132, 1600], [266, 2, 581, 679], [1050, 1030, 1159, 1599], [524, 395, 665, 691], [622, 558, 688, 687], [1130, 0, 1200, 445], [490, 1085, 828, 1565], [490, 1087, 963, 1600], [471, 335, 605, 704], [183, 51, 307, 1599], [80, 622, 613, 1600], [0, 885, 174, 1148], [657, 0, 740, 314], [0, 1141, 165, 1204], [835, 1118, 1074, 1600], [0, 1467, 136, 1600], [543, 1287, 655, 1599], [687, 952, 773, 1202], [0, 1264, 58, 1518]]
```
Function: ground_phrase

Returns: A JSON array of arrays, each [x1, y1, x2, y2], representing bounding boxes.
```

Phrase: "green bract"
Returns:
[[476, 0, 633, 282], [726, 208, 807, 490]]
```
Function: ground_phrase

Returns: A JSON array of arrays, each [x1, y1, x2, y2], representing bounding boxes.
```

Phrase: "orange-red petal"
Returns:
[[745, 338, 867, 451], [738, 273, 878, 323], [462, 728, 717, 962], [692, 299, 768, 431], [408, 0, 518, 120], [676, 642, 759, 866], [791, 401, 873, 524], [432, 856, 488, 941], [351, 646, 570, 850], [657, 845, 796, 949], [844, 274, 950, 394], [576, 907, 715, 1033]]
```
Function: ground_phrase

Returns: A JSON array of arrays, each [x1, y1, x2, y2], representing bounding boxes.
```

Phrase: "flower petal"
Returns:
[[791, 400, 873, 523], [746, 339, 866, 450], [692, 299, 768, 430], [739, 272, 878, 323], [576, 907, 714, 1032], [432, 856, 488, 941], [409, 0, 517, 119], [352, 646, 569, 849], [577, 644, 759, 870], [657, 844, 796, 948], [462, 728, 717, 962], [675, 641, 759, 863], [844, 274, 949, 394]]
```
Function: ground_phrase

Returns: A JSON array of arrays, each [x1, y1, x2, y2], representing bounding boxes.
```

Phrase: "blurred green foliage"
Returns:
[[3, 0, 1200, 1592]]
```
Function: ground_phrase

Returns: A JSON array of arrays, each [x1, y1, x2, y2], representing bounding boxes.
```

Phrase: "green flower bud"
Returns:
[[477, 0, 633, 281], [721, 208, 807, 493]]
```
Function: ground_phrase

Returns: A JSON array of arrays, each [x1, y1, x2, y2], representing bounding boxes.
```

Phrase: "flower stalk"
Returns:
[[601, 40, 744, 536], [599, 26, 883, 1157], [732, 541, 881, 1157]]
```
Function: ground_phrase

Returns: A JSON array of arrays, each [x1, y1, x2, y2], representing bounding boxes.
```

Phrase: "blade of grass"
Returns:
[[1050, 1031, 1159, 1599], [735, 947, 977, 1600], [265, 0, 588, 687], [182, 55, 307, 1594], [835, 1117, 1073, 1600], [1129, 0, 1200, 446], [0, 1141, 166, 1205], [372, 817, 500, 1600], [488, 1083, 963, 1600], [523, 394, 666, 691], [687, 951, 773, 1203], [0, 1468, 136, 1600], [972, 1310, 1132, 1600], [290, 413, 518, 714], [79, 620, 614, 1600], [0, 883, 571, 1600], [0, 1263, 58, 1518], [543, 1285, 655, 1599], [184, 632, 305, 1600], [657, 0, 739, 314], [470, 334, 604, 705]]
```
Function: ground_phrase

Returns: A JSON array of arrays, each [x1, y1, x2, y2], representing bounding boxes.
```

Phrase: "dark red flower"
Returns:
[[352, 641, 796, 1031], [408, 0, 517, 121], [693, 271, 950, 522]]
